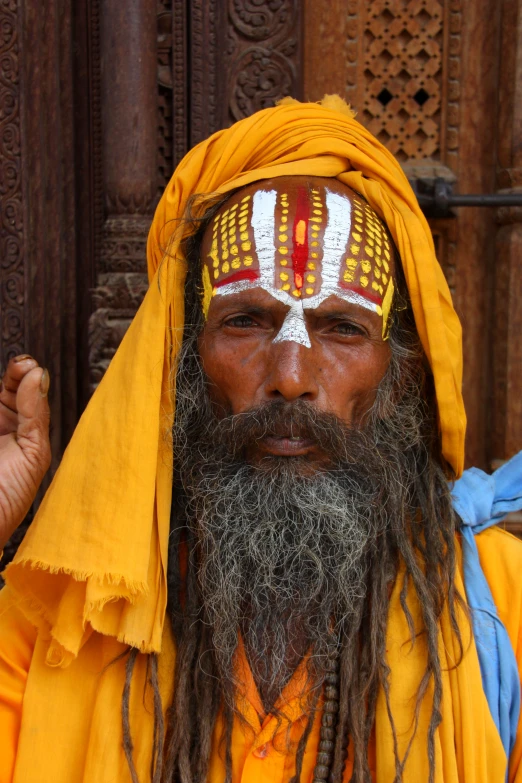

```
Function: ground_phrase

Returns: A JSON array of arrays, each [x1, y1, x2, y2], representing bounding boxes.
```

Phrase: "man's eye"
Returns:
[[333, 322, 365, 336], [224, 315, 256, 328]]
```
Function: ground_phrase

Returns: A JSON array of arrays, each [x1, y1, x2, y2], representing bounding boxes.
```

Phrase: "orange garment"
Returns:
[[0, 526, 521, 782], [0, 96, 496, 780]]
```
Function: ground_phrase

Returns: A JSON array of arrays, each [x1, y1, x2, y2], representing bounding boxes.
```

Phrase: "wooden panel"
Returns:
[[0, 1, 24, 365], [304, 1, 459, 162], [0, 0, 81, 568], [16, 0, 79, 472], [303, 0, 357, 104], [451, 0, 500, 468], [490, 0, 522, 473]]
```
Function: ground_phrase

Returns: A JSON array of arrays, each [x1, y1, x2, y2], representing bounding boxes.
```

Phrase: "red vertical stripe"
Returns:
[[291, 186, 309, 290]]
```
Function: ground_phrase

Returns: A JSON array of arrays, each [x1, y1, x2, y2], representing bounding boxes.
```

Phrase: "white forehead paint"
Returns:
[[252, 189, 279, 288], [318, 191, 352, 290], [304, 191, 378, 314], [213, 188, 380, 349], [273, 300, 312, 348], [213, 190, 284, 299]]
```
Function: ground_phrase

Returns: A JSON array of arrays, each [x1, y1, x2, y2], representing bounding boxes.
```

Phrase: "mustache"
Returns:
[[209, 399, 370, 463]]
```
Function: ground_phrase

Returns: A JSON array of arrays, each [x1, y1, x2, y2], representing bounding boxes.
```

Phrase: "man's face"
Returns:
[[198, 176, 395, 465]]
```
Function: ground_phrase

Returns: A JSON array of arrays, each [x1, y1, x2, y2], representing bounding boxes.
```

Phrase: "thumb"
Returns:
[[16, 367, 51, 445]]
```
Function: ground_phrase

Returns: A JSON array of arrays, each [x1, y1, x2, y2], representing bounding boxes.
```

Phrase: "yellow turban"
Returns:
[[4, 96, 465, 658]]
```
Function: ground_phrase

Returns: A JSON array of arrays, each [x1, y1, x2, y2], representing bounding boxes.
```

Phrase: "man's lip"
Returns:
[[257, 435, 316, 456]]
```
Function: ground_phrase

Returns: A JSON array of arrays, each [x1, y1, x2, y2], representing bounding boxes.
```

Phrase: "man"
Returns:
[[0, 96, 521, 782]]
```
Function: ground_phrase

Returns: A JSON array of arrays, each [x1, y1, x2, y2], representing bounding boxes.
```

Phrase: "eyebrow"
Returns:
[[304, 306, 375, 320], [215, 300, 275, 317]]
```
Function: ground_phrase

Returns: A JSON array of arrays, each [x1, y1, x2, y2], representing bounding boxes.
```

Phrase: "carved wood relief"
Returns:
[[158, 0, 174, 192], [306, 0, 462, 171], [226, 0, 302, 123], [344, 0, 462, 171], [0, 0, 24, 366], [361, 0, 444, 160], [1, 0, 80, 567], [444, 0, 462, 171]]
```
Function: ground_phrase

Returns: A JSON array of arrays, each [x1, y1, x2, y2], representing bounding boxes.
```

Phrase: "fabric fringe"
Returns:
[[3, 559, 155, 667], [4, 557, 149, 595]]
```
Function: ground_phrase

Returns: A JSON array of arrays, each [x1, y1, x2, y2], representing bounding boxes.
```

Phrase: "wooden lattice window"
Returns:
[[362, 0, 444, 160]]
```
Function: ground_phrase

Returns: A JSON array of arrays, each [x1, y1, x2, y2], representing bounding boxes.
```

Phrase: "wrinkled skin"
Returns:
[[199, 177, 396, 467], [0, 356, 51, 551]]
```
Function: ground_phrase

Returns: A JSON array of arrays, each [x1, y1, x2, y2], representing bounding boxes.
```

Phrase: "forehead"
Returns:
[[201, 178, 394, 323]]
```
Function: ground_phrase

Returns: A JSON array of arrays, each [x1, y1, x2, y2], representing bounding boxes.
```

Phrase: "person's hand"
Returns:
[[0, 356, 51, 552]]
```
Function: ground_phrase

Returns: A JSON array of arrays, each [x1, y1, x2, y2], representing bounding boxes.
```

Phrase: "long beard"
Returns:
[[163, 316, 457, 783], [174, 389, 412, 711]]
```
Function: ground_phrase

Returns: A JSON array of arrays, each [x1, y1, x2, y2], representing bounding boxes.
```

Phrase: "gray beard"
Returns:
[[173, 358, 411, 710], [184, 455, 384, 709]]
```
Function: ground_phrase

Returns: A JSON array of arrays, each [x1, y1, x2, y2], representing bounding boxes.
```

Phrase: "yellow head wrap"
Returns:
[[4, 96, 465, 660]]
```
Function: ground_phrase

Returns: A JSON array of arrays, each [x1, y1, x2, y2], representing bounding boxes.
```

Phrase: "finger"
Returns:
[[2, 355, 39, 396], [15, 367, 51, 473]]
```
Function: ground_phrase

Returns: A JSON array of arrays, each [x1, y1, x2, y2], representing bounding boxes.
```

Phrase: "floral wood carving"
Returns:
[[89, 272, 149, 392], [98, 216, 150, 275], [0, 0, 24, 367], [227, 0, 302, 123], [189, 0, 220, 145]]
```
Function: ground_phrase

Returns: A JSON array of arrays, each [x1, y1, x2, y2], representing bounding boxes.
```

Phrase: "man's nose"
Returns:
[[264, 340, 319, 402]]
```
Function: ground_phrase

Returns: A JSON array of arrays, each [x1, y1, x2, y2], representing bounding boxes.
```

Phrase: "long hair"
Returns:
[[122, 191, 465, 783]]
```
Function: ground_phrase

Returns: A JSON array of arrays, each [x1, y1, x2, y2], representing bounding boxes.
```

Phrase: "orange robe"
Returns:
[[0, 526, 521, 783]]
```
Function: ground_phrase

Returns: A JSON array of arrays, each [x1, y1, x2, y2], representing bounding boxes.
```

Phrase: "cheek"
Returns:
[[318, 342, 391, 418], [198, 333, 266, 412]]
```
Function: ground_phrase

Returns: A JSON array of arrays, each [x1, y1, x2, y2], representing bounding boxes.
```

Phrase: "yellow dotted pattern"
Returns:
[[277, 193, 290, 280], [341, 198, 394, 338], [210, 194, 255, 284], [342, 199, 391, 298]]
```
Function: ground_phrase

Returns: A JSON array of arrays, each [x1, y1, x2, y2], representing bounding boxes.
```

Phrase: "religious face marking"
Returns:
[[202, 181, 395, 347]]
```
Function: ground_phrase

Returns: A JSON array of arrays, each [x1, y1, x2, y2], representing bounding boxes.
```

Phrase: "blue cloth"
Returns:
[[451, 451, 522, 771]]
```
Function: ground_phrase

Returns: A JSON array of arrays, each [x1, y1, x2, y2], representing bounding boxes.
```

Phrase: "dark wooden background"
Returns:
[[1, 0, 521, 558]]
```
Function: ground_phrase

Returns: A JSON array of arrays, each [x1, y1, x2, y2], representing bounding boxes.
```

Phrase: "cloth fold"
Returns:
[[452, 452, 522, 767]]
